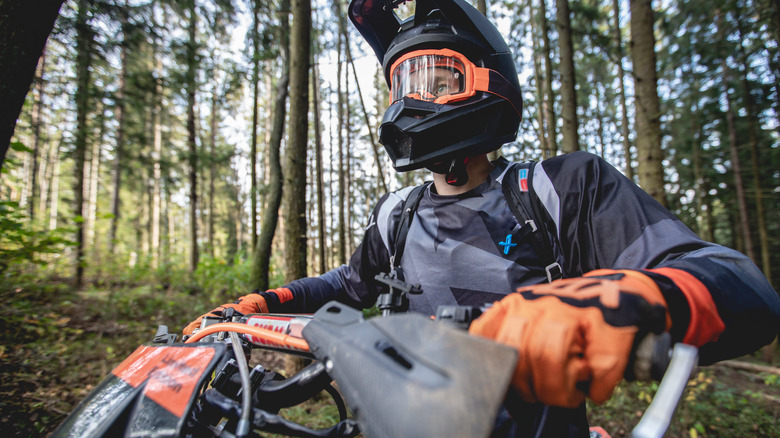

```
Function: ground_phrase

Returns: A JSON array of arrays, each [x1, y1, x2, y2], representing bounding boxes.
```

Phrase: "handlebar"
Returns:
[[184, 303, 697, 438], [185, 321, 310, 352]]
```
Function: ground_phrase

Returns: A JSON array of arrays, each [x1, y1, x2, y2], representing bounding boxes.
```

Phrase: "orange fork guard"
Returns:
[[184, 322, 311, 352]]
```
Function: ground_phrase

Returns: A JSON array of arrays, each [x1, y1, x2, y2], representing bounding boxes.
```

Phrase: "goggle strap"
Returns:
[[483, 69, 523, 116]]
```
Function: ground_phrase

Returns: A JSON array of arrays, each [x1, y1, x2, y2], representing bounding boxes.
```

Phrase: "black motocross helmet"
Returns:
[[348, 0, 523, 173]]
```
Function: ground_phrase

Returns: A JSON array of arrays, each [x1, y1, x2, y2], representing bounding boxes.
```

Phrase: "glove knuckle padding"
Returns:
[[470, 270, 669, 408]]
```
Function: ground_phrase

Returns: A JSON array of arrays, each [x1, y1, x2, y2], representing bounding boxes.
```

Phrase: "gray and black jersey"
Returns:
[[261, 151, 779, 366]]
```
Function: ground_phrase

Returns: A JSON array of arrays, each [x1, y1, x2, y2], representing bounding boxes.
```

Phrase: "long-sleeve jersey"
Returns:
[[257, 151, 779, 436], [261, 152, 779, 361]]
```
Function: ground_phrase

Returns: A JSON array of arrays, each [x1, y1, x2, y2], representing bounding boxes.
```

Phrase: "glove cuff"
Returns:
[[646, 267, 724, 346]]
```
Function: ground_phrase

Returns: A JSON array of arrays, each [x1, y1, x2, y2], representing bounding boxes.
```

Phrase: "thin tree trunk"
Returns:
[[252, 0, 290, 291], [186, 2, 199, 272], [345, 76, 355, 252], [38, 124, 52, 224], [334, 8, 347, 266], [151, 52, 162, 268], [595, 90, 606, 158], [557, 0, 579, 153], [167, 188, 176, 263], [48, 133, 61, 231], [251, 0, 260, 250], [477, 0, 487, 14], [345, 43, 387, 194], [477, 0, 502, 161], [86, 103, 105, 253], [283, 0, 311, 282], [736, 16, 771, 285], [29, 49, 47, 221], [629, 0, 666, 206], [540, 0, 557, 155], [722, 70, 755, 263], [612, 0, 634, 181], [529, 0, 549, 156], [312, 50, 326, 275], [208, 78, 218, 258], [73, 0, 94, 287], [110, 2, 130, 255], [688, 86, 712, 242]]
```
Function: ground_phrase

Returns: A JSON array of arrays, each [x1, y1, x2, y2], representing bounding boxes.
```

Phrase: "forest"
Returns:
[[0, 0, 778, 436]]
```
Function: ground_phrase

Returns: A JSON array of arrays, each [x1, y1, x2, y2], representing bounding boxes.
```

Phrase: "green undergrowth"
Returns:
[[0, 276, 226, 437], [588, 362, 780, 437]]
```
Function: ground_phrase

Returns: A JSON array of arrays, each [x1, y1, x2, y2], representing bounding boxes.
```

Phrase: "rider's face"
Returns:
[[407, 66, 462, 101]]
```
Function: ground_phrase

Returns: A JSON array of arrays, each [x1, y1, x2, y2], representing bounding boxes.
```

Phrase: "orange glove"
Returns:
[[469, 269, 670, 408], [183, 292, 268, 336]]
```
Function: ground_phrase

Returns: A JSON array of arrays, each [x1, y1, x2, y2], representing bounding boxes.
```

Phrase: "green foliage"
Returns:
[[0, 200, 75, 275], [588, 367, 780, 437], [193, 253, 253, 301], [9, 142, 33, 153]]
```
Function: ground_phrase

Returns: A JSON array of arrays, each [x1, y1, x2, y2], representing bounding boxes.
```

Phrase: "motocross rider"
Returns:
[[185, 0, 780, 436]]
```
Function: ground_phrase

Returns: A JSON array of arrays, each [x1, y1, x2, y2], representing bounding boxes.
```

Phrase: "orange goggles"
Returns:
[[388, 49, 522, 116]]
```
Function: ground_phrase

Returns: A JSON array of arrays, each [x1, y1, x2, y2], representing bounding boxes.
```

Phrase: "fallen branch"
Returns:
[[716, 360, 780, 375]]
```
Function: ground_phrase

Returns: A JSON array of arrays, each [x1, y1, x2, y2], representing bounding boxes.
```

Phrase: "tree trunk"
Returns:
[[208, 77, 218, 258], [595, 88, 606, 158], [283, 0, 311, 282], [722, 70, 755, 263], [557, 0, 579, 153], [73, 0, 94, 287], [312, 50, 327, 275], [736, 16, 771, 285], [529, 0, 549, 156], [688, 87, 712, 242], [477, 0, 487, 15], [345, 40, 387, 194], [477, 0, 502, 161], [0, 0, 64, 173], [612, 0, 634, 181], [252, 0, 290, 290], [540, 0, 557, 155], [251, 0, 260, 250], [629, 0, 666, 206], [186, 1, 199, 272], [334, 4, 347, 267], [48, 132, 62, 231], [29, 49, 47, 221], [110, 2, 129, 255], [345, 78, 355, 252], [86, 103, 105, 254], [151, 53, 163, 268]]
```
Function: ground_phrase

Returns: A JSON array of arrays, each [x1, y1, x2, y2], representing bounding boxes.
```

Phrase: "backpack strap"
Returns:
[[501, 162, 563, 282], [390, 182, 432, 277]]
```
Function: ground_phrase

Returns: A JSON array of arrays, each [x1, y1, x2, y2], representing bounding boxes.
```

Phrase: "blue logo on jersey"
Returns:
[[499, 234, 517, 255]]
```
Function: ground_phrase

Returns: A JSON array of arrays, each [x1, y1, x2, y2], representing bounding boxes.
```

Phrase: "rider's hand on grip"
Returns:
[[183, 292, 269, 336], [469, 269, 670, 408]]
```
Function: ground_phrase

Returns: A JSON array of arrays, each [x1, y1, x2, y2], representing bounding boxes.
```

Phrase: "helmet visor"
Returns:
[[390, 53, 467, 104]]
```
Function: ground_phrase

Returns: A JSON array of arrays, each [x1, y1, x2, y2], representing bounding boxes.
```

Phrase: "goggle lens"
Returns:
[[391, 55, 466, 103]]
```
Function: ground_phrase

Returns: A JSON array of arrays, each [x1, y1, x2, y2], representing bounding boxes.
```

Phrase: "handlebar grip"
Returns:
[[631, 332, 673, 382], [434, 305, 484, 329]]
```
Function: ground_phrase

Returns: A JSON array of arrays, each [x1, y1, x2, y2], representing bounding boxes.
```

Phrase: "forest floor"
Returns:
[[0, 280, 778, 437]]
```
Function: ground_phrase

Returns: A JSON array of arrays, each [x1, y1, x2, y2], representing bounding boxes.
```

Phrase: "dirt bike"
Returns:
[[51, 277, 698, 438]]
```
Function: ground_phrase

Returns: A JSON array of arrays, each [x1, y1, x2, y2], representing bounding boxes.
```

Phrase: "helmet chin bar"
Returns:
[[379, 96, 516, 173]]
